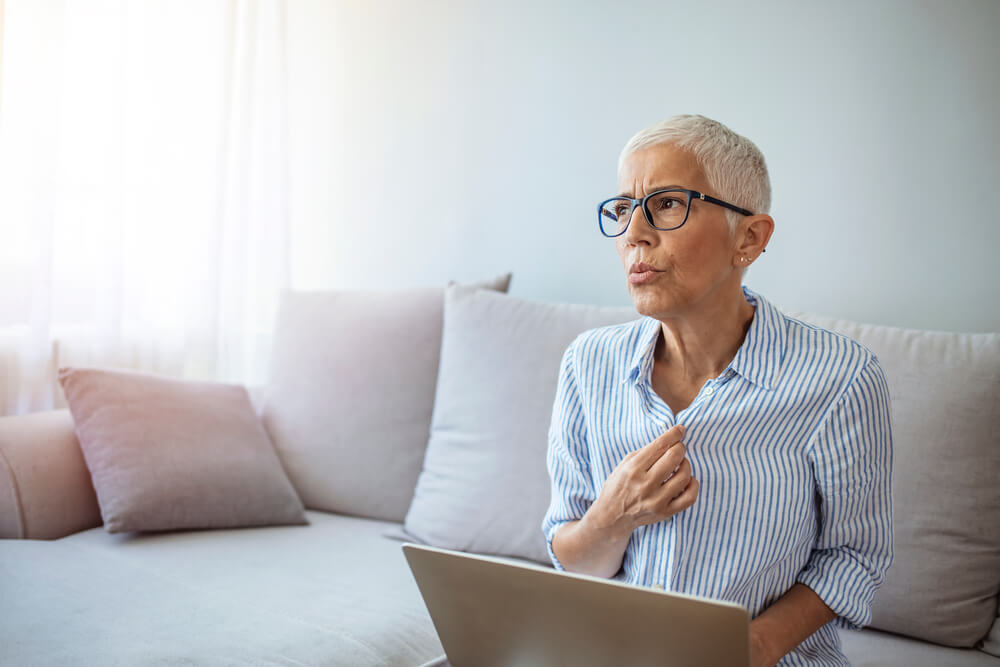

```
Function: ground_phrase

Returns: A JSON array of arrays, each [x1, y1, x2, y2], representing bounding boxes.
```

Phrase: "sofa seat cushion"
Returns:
[[839, 627, 1000, 666], [0, 511, 444, 666]]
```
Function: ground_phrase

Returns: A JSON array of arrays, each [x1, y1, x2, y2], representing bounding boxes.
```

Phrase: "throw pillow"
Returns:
[[58, 367, 307, 533], [401, 285, 637, 564], [261, 273, 511, 522], [793, 314, 1000, 648]]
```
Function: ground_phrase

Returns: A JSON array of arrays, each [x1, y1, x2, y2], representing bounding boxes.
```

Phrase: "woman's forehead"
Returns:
[[617, 144, 706, 196]]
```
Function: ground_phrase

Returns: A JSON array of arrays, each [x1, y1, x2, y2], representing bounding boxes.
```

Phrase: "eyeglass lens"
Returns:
[[599, 191, 690, 236]]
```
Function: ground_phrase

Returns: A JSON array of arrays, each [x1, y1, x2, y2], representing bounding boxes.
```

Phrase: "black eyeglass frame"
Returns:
[[597, 188, 755, 237]]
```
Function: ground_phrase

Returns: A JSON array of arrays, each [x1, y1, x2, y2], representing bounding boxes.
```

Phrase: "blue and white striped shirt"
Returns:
[[542, 287, 893, 667]]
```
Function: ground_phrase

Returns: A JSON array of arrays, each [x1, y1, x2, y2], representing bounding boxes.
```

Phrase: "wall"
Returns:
[[287, 0, 1000, 333]]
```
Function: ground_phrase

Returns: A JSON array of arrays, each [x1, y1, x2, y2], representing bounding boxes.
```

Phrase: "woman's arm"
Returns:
[[749, 584, 835, 667], [550, 516, 632, 579]]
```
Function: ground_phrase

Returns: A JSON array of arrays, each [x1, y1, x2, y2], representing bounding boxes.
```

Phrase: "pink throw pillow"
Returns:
[[58, 367, 307, 533]]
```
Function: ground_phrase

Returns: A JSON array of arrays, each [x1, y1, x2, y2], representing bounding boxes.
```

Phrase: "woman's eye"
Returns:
[[656, 197, 684, 210]]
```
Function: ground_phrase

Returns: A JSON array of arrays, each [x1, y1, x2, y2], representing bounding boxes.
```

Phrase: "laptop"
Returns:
[[402, 543, 749, 667]]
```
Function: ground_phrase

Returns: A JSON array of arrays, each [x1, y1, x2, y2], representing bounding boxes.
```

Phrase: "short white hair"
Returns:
[[618, 114, 771, 228]]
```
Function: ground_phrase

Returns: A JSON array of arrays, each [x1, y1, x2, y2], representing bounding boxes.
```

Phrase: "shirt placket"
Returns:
[[637, 377, 676, 589], [638, 368, 737, 591]]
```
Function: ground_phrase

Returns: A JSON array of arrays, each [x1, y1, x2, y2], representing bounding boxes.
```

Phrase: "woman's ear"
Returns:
[[736, 214, 774, 259]]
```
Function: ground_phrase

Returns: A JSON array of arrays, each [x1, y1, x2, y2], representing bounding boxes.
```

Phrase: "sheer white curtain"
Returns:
[[0, 0, 290, 416]]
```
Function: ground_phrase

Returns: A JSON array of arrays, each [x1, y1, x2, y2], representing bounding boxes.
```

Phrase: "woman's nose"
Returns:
[[623, 204, 654, 245]]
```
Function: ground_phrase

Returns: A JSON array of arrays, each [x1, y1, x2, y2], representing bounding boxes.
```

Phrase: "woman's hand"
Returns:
[[589, 424, 699, 538], [550, 424, 699, 578]]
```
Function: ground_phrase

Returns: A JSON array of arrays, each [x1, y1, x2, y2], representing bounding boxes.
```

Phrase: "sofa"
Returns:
[[1, 278, 998, 666]]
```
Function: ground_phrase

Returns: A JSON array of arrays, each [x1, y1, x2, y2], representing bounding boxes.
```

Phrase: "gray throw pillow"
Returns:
[[401, 285, 637, 563], [58, 367, 307, 533], [793, 314, 1000, 648], [261, 274, 511, 522]]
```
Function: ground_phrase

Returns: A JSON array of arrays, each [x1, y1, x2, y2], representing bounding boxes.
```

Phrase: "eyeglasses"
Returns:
[[597, 188, 754, 238]]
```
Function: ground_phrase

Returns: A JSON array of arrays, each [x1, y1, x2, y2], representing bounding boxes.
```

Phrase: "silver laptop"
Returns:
[[402, 543, 749, 667]]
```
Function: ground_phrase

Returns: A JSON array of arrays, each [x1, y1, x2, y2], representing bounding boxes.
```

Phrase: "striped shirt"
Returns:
[[542, 287, 893, 667]]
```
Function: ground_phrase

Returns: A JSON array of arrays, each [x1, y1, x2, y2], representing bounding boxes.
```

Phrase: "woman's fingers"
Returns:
[[658, 457, 692, 498], [647, 441, 687, 484], [631, 424, 686, 470], [603, 426, 698, 529], [667, 476, 699, 512]]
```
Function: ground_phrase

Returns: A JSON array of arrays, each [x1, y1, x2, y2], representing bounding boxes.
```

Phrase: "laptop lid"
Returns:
[[402, 543, 749, 667]]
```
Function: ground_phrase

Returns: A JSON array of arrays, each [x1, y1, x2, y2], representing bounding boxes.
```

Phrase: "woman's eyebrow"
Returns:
[[617, 184, 686, 197]]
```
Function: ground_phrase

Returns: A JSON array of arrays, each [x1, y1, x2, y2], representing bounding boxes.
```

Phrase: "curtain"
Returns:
[[0, 0, 290, 417]]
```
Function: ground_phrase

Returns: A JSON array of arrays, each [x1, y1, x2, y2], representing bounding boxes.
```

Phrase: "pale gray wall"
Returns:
[[287, 0, 1000, 332]]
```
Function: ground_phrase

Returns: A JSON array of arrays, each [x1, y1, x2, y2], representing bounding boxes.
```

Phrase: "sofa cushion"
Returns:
[[58, 367, 307, 533], [0, 511, 444, 665], [838, 627, 1000, 666], [261, 274, 510, 523], [792, 315, 1000, 648], [401, 285, 636, 563], [983, 613, 1000, 658]]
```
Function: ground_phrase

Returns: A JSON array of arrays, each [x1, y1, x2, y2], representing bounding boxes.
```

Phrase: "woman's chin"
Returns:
[[628, 289, 673, 317]]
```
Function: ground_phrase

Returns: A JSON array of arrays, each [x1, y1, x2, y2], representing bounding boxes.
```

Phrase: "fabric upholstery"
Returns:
[[405, 629, 1000, 667], [402, 285, 636, 563], [0, 511, 445, 666], [261, 274, 511, 523], [2, 505, 992, 666], [838, 627, 1000, 666], [58, 367, 307, 533], [0, 409, 101, 539], [792, 315, 1000, 648], [984, 612, 1000, 658], [982, 611, 1000, 658]]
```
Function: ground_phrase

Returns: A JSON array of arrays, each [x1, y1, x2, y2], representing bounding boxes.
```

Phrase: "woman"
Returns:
[[542, 115, 893, 667]]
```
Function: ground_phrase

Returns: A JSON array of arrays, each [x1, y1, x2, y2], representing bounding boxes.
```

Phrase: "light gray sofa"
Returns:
[[1, 283, 998, 666]]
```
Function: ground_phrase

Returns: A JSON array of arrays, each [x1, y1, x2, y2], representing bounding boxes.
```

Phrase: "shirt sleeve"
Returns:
[[796, 356, 894, 629], [541, 338, 597, 571]]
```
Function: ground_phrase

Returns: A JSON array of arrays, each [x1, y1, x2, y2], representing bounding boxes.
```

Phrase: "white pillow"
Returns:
[[401, 285, 636, 563], [262, 274, 510, 522]]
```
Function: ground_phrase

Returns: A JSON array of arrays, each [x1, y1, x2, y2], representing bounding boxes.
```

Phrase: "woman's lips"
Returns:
[[628, 262, 663, 285], [629, 269, 662, 285]]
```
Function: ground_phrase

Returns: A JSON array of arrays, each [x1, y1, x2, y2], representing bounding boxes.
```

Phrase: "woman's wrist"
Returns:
[[749, 619, 780, 667], [748, 584, 835, 667], [582, 500, 635, 544]]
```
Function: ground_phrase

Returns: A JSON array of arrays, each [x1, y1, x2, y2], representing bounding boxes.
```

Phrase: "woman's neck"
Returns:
[[654, 290, 756, 383]]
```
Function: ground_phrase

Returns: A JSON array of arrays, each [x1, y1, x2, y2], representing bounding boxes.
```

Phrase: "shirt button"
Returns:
[[704, 386, 715, 396], [652, 584, 665, 590]]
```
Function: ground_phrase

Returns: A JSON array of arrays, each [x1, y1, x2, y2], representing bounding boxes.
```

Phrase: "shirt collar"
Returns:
[[623, 317, 662, 386], [622, 286, 786, 391]]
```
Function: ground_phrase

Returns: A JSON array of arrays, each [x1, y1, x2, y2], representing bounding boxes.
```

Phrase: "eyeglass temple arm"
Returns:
[[697, 192, 754, 217], [696, 193, 766, 252]]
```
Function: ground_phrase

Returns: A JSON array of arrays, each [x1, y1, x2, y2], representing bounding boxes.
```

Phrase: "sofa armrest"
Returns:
[[0, 409, 102, 539]]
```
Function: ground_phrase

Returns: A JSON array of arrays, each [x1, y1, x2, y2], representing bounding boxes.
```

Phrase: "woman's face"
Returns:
[[615, 144, 742, 319]]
